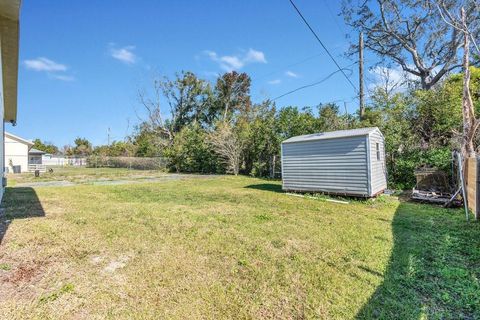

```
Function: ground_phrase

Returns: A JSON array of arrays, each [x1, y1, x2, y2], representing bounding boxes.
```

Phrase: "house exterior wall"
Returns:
[[5, 134, 29, 172], [0, 38, 4, 201], [281, 135, 370, 196], [0, 1, 21, 203], [368, 130, 387, 195]]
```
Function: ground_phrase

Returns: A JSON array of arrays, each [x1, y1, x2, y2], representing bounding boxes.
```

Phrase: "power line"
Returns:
[[253, 52, 324, 81], [288, 0, 358, 92], [321, 0, 346, 35], [272, 62, 357, 101]]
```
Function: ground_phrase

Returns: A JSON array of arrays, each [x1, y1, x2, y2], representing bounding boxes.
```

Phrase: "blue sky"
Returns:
[[12, 0, 377, 147]]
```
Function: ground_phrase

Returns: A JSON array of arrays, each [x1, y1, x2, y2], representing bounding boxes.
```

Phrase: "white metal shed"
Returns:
[[281, 127, 387, 197]]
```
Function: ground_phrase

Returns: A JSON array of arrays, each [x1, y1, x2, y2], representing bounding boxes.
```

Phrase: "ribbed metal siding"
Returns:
[[369, 131, 387, 194], [282, 136, 369, 196]]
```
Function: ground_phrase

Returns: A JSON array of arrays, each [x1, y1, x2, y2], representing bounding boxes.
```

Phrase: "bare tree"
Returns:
[[208, 123, 242, 175], [342, 0, 479, 90], [432, 3, 479, 156], [368, 66, 409, 99], [460, 7, 477, 157], [137, 78, 173, 142], [137, 72, 213, 143]]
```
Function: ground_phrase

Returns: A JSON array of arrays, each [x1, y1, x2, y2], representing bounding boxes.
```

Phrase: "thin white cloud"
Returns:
[[24, 57, 67, 72], [220, 55, 244, 70], [203, 71, 220, 78], [23, 57, 75, 81], [285, 70, 299, 78], [51, 74, 75, 82], [244, 49, 267, 64], [268, 79, 281, 85], [110, 45, 137, 64], [204, 48, 267, 71]]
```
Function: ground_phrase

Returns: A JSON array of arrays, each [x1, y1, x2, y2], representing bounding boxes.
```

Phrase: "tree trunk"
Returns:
[[461, 7, 476, 158], [359, 32, 365, 119]]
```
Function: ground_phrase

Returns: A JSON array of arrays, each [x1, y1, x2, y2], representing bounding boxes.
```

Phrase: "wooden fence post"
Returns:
[[465, 157, 478, 220]]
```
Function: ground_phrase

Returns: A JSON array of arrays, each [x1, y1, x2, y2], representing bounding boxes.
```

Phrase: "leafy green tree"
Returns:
[[32, 139, 59, 154], [161, 71, 214, 132], [93, 141, 136, 157], [72, 137, 93, 156], [137, 71, 213, 145], [317, 103, 348, 132], [214, 71, 252, 121], [275, 106, 318, 141], [239, 101, 279, 176], [163, 124, 220, 173], [129, 122, 167, 157]]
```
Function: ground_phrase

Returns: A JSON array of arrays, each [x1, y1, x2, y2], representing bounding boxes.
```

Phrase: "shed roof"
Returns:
[[282, 127, 380, 144], [29, 148, 45, 155]]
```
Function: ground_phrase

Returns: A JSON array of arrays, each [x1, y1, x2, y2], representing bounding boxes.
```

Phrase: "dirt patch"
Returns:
[[103, 255, 131, 273], [15, 180, 75, 188], [90, 255, 104, 265], [3, 261, 45, 284], [14, 174, 216, 188]]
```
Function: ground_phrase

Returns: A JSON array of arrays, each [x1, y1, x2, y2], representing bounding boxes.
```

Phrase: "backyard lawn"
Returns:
[[6, 166, 173, 185], [0, 168, 479, 319]]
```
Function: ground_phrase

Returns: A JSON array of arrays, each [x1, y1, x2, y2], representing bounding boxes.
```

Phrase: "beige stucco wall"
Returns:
[[5, 134, 29, 172]]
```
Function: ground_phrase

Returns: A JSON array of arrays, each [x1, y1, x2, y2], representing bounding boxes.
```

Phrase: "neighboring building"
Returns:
[[29, 148, 45, 164], [4, 131, 33, 173], [0, 0, 21, 201], [281, 127, 387, 197]]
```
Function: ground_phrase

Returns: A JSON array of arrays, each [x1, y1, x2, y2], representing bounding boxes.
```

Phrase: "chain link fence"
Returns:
[[87, 156, 166, 170]]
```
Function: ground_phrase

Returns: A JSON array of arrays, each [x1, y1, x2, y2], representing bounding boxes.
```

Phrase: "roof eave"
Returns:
[[282, 133, 369, 144], [5, 130, 32, 145], [0, 0, 21, 124]]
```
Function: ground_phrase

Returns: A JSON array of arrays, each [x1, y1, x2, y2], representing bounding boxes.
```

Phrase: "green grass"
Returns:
[[0, 173, 479, 319]]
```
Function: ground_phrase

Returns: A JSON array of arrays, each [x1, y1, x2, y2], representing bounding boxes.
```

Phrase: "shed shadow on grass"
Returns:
[[0, 187, 45, 245], [356, 201, 480, 319], [244, 183, 283, 193]]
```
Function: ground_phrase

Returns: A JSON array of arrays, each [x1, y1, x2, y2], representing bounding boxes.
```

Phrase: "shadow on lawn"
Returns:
[[244, 183, 283, 193], [0, 187, 45, 245], [356, 201, 480, 319]]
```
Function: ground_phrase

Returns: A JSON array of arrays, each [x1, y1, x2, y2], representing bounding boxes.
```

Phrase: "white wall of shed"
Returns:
[[282, 135, 370, 196], [368, 130, 388, 195]]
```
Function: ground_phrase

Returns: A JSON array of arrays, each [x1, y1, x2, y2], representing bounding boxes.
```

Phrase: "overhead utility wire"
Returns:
[[272, 62, 357, 101], [288, 0, 358, 92], [253, 52, 324, 81]]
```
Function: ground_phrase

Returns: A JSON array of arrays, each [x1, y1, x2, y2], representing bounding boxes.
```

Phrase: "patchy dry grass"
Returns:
[[0, 174, 479, 319], [7, 166, 170, 186]]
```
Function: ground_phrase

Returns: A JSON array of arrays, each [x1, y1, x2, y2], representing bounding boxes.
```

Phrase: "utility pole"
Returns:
[[107, 127, 111, 145], [359, 32, 365, 120], [344, 101, 349, 128]]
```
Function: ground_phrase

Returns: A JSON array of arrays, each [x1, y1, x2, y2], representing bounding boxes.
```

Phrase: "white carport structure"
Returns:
[[0, 0, 20, 201]]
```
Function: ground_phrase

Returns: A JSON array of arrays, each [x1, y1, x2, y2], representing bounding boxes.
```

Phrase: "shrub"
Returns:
[[87, 156, 166, 170]]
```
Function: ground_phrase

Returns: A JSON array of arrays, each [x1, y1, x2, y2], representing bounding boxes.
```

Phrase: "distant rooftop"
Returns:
[[29, 148, 46, 155], [282, 127, 381, 144]]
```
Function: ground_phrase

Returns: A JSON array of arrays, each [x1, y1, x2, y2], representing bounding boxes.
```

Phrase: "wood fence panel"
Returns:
[[465, 157, 477, 219]]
